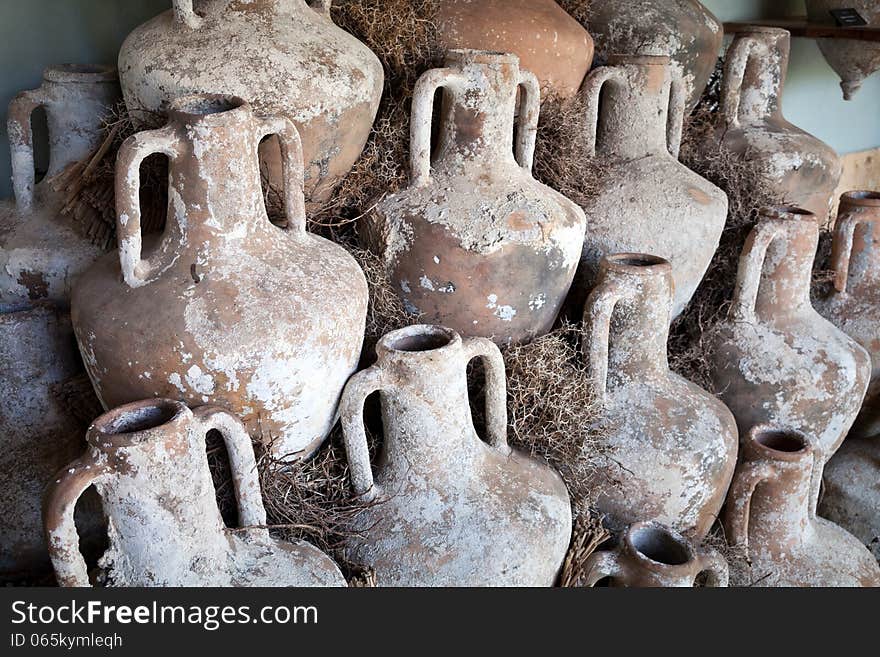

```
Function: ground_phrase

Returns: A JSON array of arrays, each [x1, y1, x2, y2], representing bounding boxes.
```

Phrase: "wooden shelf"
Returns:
[[724, 18, 880, 42]]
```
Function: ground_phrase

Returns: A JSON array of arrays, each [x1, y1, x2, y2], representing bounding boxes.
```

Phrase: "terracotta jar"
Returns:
[[117, 0, 383, 205], [819, 438, 880, 561], [576, 55, 727, 319], [587, 0, 723, 112], [71, 95, 367, 461], [436, 0, 594, 100], [583, 254, 737, 539], [1, 65, 119, 304], [718, 28, 842, 220], [723, 425, 880, 587], [340, 325, 572, 586], [815, 192, 880, 439], [583, 522, 728, 587], [706, 207, 871, 504], [0, 303, 102, 581], [806, 1, 880, 100], [45, 399, 346, 587], [365, 50, 586, 345]]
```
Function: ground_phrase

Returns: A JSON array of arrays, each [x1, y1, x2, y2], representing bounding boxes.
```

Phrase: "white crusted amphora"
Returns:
[[44, 399, 345, 587], [340, 325, 572, 586]]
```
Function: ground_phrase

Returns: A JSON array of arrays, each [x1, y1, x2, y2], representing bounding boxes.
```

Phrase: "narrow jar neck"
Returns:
[[730, 31, 789, 125], [433, 58, 520, 173], [837, 205, 880, 293], [598, 62, 674, 161], [748, 458, 813, 551], [755, 221, 817, 320]]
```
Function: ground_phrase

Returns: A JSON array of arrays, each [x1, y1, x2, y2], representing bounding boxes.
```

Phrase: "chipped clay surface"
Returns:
[[587, 0, 724, 112], [44, 400, 345, 586], [724, 425, 880, 586], [340, 325, 572, 586], [576, 56, 727, 320], [0, 66, 118, 304], [707, 208, 871, 509], [118, 0, 383, 204], [71, 96, 367, 461], [717, 28, 842, 220], [366, 51, 586, 345], [806, 1, 880, 100], [583, 255, 737, 540], [583, 521, 729, 587], [436, 0, 594, 100]]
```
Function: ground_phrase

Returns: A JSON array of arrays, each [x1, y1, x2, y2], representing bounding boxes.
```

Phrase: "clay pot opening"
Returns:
[[170, 94, 246, 119], [446, 49, 519, 66], [629, 524, 691, 566], [607, 54, 671, 66], [733, 25, 788, 37], [842, 191, 880, 207], [44, 64, 117, 83], [98, 400, 183, 436], [384, 326, 457, 354], [606, 253, 668, 268], [761, 205, 816, 222], [753, 428, 806, 454]]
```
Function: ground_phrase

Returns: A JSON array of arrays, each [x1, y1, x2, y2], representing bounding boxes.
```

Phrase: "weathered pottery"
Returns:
[[577, 55, 727, 319], [723, 425, 880, 587], [71, 95, 367, 461], [819, 437, 880, 561], [806, 1, 880, 100], [45, 399, 346, 587], [583, 521, 729, 587], [1, 65, 119, 304], [587, 0, 724, 111], [718, 27, 842, 219], [365, 50, 586, 345], [583, 254, 737, 539], [0, 303, 102, 581], [436, 0, 594, 100], [117, 0, 383, 205], [340, 325, 572, 586], [706, 207, 871, 504], [815, 192, 880, 439]]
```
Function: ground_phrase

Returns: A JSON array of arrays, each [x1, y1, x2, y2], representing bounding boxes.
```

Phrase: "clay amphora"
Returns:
[[340, 325, 572, 586], [45, 399, 346, 587], [436, 0, 594, 100], [71, 95, 367, 461], [577, 55, 727, 319], [806, 1, 880, 100], [587, 0, 724, 112], [723, 425, 880, 587], [366, 50, 587, 345], [583, 521, 729, 587], [706, 207, 871, 505], [583, 254, 737, 539], [0, 65, 119, 304], [819, 437, 880, 561], [0, 303, 102, 580], [117, 0, 383, 206], [815, 192, 880, 440], [718, 28, 842, 220]]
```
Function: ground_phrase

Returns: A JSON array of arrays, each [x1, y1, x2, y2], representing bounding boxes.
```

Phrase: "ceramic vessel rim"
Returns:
[[745, 424, 812, 463], [841, 190, 880, 208], [376, 325, 462, 359], [623, 521, 695, 572], [445, 49, 520, 67], [607, 54, 671, 66], [603, 253, 672, 277], [44, 64, 117, 83], [168, 93, 251, 124], [88, 399, 190, 449]]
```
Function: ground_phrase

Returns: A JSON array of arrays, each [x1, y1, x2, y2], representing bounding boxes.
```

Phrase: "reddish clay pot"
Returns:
[[806, 1, 880, 100], [706, 207, 871, 505], [718, 28, 842, 220], [45, 399, 345, 587], [71, 95, 367, 461], [577, 55, 727, 319], [365, 51, 586, 345], [0, 303, 102, 581], [118, 0, 383, 206], [724, 425, 880, 587], [340, 325, 572, 586], [436, 0, 594, 100], [583, 522, 728, 587], [819, 437, 880, 561], [586, 0, 724, 112], [0, 65, 119, 304], [815, 192, 880, 440], [583, 254, 737, 539]]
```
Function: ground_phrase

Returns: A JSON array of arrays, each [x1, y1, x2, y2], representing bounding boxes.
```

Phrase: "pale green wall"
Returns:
[[0, 1, 877, 199], [702, 0, 880, 155]]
